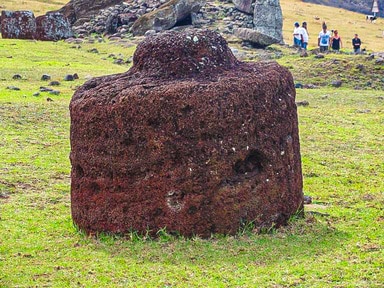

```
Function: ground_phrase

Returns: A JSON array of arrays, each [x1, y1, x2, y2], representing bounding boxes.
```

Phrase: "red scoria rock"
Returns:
[[35, 13, 73, 41], [70, 29, 303, 238], [1, 11, 36, 39]]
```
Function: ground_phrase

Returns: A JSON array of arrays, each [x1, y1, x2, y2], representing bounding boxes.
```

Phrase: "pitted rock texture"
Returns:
[[130, 0, 206, 36], [253, 0, 283, 43], [1, 11, 36, 39], [70, 29, 303, 238], [232, 0, 254, 14], [35, 13, 73, 41], [56, 0, 123, 25]]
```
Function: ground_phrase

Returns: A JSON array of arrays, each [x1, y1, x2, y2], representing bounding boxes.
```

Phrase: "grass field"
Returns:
[[0, 0, 383, 287]]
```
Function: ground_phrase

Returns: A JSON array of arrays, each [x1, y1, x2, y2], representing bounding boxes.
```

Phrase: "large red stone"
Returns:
[[70, 29, 303, 238], [1, 11, 36, 39], [35, 13, 73, 41]]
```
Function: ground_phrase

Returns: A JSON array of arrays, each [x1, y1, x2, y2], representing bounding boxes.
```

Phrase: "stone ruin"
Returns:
[[1, 1, 284, 46], [0, 10, 73, 41], [59, 0, 283, 47], [69, 28, 303, 238]]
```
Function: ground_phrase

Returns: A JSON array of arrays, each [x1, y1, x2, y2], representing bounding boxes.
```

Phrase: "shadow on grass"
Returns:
[[79, 213, 349, 267]]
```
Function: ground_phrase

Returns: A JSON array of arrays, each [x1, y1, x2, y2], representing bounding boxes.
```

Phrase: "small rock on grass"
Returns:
[[40, 87, 53, 92], [49, 81, 60, 86], [296, 100, 309, 107], [49, 90, 60, 95], [41, 74, 51, 81], [64, 74, 74, 81], [331, 80, 342, 87], [12, 74, 22, 80], [87, 48, 99, 53], [7, 86, 20, 91], [0, 192, 10, 199], [303, 195, 312, 204], [295, 83, 303, 89]]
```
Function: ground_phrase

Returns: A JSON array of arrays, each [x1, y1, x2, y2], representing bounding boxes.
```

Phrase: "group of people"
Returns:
[[293, 22, 309, 50], [293, 21, 362, 54]]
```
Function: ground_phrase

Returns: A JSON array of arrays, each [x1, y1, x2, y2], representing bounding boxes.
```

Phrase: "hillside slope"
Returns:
[[303, 0, 384, 18], [280, 0, 384, 51]]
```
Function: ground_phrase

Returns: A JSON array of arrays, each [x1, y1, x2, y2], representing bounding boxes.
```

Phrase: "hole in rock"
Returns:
[[234, 149, 265, 175]]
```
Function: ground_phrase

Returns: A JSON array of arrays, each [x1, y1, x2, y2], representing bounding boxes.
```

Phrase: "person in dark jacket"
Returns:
[[352, 34, 361, 54]]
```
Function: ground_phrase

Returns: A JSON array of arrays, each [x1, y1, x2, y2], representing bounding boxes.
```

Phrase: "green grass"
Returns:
[[0, 32, 383, 288]]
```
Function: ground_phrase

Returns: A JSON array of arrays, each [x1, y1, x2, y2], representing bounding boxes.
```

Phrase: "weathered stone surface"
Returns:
[[234, 27, 280, 47], [55, 0, 122, 25], [1, 10, 36, 39], [70, 29, 303, 238], [130, 0, 206, 36], [232, 0, 254, 14], [35, 13, 73, 41], [253, 0, 283, 43]]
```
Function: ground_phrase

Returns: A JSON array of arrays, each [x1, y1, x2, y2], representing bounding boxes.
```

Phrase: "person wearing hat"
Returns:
[[293, 22, 304, 47]]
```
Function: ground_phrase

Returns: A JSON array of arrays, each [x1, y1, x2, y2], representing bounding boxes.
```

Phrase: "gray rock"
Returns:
[[64, 74, 74, 81], [253, 0, 283, 43], [131, 0, 206, 36], [12, 74, 22, 80], [234, 27, 280, 47], [40, 86, 54, 92], [41, 74, 51, 81], [303, 195, 312, 204], [7, 86, 20, 91], [49, 81, 61, 86], [296, 100, 309, 107], [232, 0, 254, 14], [88, 48, 99, 53], [331, 80, 342, 87], [303, 84, 317, 89], [49, 90, 61, 95]]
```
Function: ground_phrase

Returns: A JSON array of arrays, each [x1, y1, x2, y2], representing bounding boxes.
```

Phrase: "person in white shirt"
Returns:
[[293, 22, 303, 47], [301, 22, 309, 50], [318, 22, 331, 52]]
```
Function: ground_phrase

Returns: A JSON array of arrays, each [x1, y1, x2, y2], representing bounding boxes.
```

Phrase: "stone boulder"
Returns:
[[55, 0, 122, 25], [1, 11, 36, 39], [253, 0, 283, 43], [232, 0, 254, 14], [35, 13, 73, 41], [234, 27, 280, 47], [70, 29, 303, 238], [130, 0, 206, 36]]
